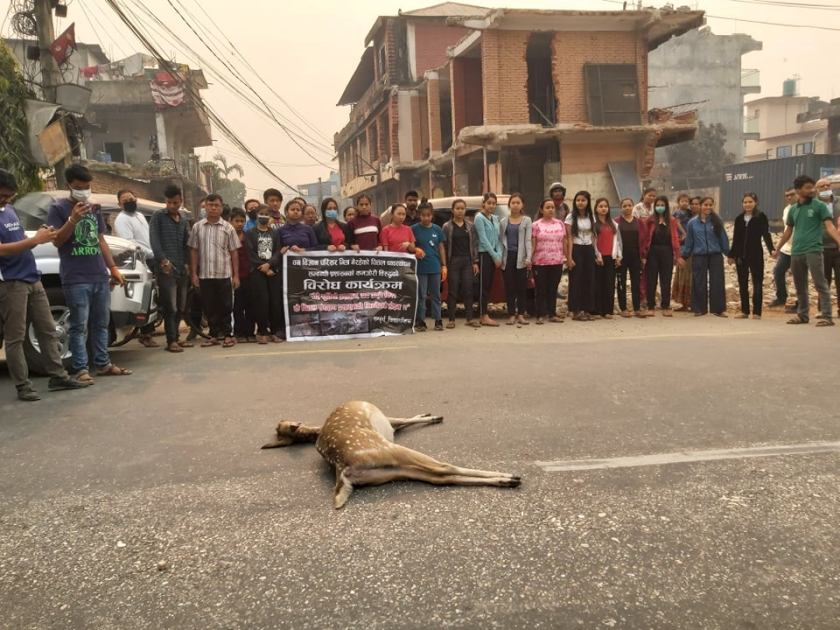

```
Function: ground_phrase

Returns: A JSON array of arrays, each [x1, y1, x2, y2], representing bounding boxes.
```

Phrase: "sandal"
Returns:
[[549, 316, 563, 323], [446, 321, 456, 329], [75, 371, 95, 385], [815, 319, 835, 327], [201, 338, 220, 347], [466, 320, 481, 328], [517, 316, 529, 326], [222, 336, 237, 348], [96, 364, 133, 376], [257, 336, 269, 345], [535, 317, 544, 325], [786, 316, 808, 325], [165, 342, 184, 353], [620, 311, 631, 318], [177, 340, 194, 348], [139, 336, 160, 348]]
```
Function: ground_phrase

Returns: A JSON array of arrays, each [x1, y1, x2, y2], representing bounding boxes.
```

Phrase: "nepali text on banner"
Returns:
[[283, 251, 418, 342]]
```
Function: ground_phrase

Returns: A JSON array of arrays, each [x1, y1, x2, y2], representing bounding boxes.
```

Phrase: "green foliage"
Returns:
[[666, 121, 735, 187], [200, 153, 246, 206], [0, 41, 43, 194]]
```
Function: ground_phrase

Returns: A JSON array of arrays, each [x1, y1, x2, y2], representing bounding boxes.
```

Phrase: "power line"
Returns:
[[103, 0, 303, 194], [728, 0, 840, 8]]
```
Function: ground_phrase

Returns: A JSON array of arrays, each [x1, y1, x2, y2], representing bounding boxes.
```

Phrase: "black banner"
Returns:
[[283, 251, 418, 341]]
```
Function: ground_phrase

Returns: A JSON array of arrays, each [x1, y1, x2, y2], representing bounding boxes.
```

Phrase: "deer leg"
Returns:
[[333, 468, 355, 509], [388, 413, 443, 432], [388, 444, 521, 482], [349, 466, 520, 488]]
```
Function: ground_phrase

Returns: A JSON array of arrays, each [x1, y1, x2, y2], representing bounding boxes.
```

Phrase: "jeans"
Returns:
[[568, 244, 595, 314], [692, 254, 725, 315], [593, 255, 616, 316], [503, 251, 528, 316], [447, 256, 474, 321], [417, 273, 442, 322], [534, 264, 562, 317], [199, 278, 233, 339], [823, 248, 840, 312], [156, 271, 189, 343], [646, 245, 674, 309], [0, 280, 68, 386], [772, 252, 791, 303], [616, 252, 641, 312], [792, 252, 831, 321], [478, 252, 497, 317], [64, 281, 111, 374], [736, 256, 764, 316]]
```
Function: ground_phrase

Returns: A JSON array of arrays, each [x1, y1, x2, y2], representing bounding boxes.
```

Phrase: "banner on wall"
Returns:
[[283, 251, 418, 342]]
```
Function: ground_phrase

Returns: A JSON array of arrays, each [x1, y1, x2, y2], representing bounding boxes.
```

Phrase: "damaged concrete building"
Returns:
[[335, 2, 704, 209]]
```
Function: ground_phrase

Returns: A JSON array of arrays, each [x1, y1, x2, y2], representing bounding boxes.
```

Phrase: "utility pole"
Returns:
[[317, 177, 323, 209], [34, 0, 60, 103], [34, 0, 68, 186]]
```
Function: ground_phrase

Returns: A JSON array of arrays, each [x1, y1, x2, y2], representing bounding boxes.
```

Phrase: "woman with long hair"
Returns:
[[641, 196, 682, 317], [379, 204, 417, 253], [499, 193, 533, 325], [681, 197, 730, 317], [565, 191, 596, 321], [728, 192, 773, 319], [531, 198, 568, 324], [474, 192, 503, 326], [592, 198, 622, 318], [442, 199, 479, 328], [616, 198, 645, 318], [672, 195, 701, 311], [314, 197, 351, 251]]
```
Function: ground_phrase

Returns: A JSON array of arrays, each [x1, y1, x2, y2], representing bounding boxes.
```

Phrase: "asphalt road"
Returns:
[[1, 315, 839, 629]]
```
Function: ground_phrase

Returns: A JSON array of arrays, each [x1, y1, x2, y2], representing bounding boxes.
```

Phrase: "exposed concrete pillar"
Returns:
[[155, 112, 168, 158], [426, 72, 442, 155]]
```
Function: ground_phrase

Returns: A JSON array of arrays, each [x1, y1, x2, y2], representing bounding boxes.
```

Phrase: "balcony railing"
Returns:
[[741, 69, 761, 93], [744, 117, 759, 135]]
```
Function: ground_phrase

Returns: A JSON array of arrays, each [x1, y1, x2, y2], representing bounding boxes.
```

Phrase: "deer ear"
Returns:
[[261, 436, 295, 449]]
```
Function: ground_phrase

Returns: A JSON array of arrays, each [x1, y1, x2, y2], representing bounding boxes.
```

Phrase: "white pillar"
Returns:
[[155, 111, 168, 157]]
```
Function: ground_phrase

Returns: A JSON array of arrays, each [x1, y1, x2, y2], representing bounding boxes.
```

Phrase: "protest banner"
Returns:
[[283, 251, 418, 341]]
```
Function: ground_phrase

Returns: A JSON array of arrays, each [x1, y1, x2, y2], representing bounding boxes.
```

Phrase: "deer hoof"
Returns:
[[505, 475, 522, 488]]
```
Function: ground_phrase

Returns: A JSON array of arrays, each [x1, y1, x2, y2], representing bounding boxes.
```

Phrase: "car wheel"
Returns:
[[23, 288, 72, 375]]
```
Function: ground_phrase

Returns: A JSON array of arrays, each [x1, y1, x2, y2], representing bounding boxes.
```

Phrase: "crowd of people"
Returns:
[[0, 163, 838, 402]]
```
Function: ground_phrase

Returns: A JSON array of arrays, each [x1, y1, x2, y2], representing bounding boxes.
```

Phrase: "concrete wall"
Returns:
[[86, 109, 157, 166], [649, 29, 761, 162]]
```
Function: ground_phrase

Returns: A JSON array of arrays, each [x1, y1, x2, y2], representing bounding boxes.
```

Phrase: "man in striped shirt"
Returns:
[[188, 193, 240, 347]]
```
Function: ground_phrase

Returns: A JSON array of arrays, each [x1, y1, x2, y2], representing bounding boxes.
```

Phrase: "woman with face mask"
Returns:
[[640, 196, 683, 317], [314, 197, 351, 252], [244, 205, 285, 342]]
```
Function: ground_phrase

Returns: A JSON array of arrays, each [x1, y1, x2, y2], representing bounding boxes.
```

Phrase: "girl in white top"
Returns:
[[565, 191, 596, 320]]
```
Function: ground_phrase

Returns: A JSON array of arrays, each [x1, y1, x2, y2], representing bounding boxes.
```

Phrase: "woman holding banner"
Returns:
[[314, 197, 351, 251]]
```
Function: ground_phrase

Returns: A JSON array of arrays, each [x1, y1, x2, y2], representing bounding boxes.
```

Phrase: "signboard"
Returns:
[[283, 251, 418, 342], [37, 120, 71, 166]]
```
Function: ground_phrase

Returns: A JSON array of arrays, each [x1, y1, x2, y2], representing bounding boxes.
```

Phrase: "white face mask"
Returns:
[[818, 190, 833, 201], [71, 188, 92, 202]]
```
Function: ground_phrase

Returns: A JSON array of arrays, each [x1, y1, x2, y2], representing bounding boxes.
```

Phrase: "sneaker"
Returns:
[[48, 376, 91, 391], [434, 320, 444, 331], [415, 322, 428, 332], [16, 385, 41, 402]]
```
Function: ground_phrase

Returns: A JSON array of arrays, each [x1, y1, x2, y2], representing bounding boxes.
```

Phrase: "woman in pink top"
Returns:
[[531, 198, 569, 324], [379, 204, 417, 253]]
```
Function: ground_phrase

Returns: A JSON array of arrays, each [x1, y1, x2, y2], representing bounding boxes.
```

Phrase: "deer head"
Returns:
[[261, 421, 319, 449]]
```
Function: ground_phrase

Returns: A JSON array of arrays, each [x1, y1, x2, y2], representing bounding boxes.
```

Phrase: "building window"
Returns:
[[795, 142, 814, 156], [104, 142, 125, 163], [584, 64, 641, 126], [776, 145, 792, 158], [377, 45, 386, 80]]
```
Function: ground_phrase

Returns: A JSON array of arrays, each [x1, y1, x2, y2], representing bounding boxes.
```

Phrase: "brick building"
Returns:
[[335, 3, 705, 209]]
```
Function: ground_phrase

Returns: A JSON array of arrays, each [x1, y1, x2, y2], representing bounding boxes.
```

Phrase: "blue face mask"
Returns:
[[654, 206, 666, 215], [325, 209, 338, 220]]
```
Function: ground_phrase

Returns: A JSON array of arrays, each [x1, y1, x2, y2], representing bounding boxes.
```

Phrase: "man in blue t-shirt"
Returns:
[[0, 169, 90, 401], [411, 203, 447, 331], [46, 164, 132, 381]]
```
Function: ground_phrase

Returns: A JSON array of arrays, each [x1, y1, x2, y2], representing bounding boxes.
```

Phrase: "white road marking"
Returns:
[[218, 345, 416, 359], [536, 441, 840, 472]]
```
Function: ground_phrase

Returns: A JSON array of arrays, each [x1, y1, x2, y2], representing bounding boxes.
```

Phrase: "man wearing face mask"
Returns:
[[816, 178, 840, 318], [47, 164, 133, 381]]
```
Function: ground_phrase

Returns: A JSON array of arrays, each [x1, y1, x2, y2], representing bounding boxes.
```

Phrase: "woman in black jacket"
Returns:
[[727, 192, 774, 319], [244, 205, 285, 342], [314, 197, 352, 251]]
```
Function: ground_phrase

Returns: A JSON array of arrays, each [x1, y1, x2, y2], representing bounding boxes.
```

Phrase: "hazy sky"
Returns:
[[30, 0, 840, 197]]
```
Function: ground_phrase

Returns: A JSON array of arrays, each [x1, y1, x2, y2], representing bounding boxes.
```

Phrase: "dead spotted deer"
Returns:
[[262, 401, 521, 508]]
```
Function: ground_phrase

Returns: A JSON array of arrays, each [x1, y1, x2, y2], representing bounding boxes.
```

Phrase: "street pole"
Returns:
[[34, 0, 67, 187], [317, 177, 323, 209]]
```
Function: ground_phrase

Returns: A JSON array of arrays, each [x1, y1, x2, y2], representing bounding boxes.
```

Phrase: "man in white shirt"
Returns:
[[768, 188, 796, 309], [113, 189, 159, 347]]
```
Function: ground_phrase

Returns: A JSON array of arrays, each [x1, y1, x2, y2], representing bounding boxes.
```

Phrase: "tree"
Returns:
[[666, 121, 735, 189], [0, 41, 43, 194], [200, 153, 246, 206]]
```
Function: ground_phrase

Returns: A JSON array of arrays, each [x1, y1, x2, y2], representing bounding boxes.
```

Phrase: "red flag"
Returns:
[[50, 23, 76, 65]]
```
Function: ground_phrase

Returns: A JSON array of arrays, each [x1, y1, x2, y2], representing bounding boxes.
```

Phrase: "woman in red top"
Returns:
[[640, 195, 684, 317], [314, 197, 351, 251], [379, 204, 417, 253], [592, 198, 622, 319]]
